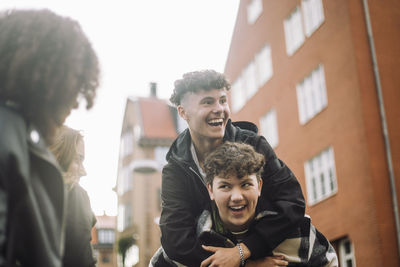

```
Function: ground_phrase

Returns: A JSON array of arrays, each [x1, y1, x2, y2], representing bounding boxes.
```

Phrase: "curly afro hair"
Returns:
[[0, 9, 100, 142]]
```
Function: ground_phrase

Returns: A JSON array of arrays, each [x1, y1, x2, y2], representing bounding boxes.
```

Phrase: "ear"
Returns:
[[177, 105, 188, 121], [207, 183, 215, 201], [257, 178, 263, 197]]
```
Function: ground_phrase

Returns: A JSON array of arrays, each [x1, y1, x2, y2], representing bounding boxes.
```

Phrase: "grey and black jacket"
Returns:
[[159, 120, 306, 266], [152, 209, 338, 267]]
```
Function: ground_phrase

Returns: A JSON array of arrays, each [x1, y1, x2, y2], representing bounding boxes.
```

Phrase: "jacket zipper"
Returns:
[[189, 166, 207, 188]]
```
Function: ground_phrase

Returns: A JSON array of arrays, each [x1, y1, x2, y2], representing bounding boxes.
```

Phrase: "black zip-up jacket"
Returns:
[[159, 120, 305, 266]]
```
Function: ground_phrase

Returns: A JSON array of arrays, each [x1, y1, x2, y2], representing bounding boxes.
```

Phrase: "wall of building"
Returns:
[[225, 0, 399, 265]]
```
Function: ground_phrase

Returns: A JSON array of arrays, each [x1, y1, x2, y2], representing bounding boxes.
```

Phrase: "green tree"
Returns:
[[118, 236, 136, 267]]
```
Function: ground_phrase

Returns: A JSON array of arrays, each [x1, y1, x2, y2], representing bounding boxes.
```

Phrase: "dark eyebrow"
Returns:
[[200, 96, 215, 103]]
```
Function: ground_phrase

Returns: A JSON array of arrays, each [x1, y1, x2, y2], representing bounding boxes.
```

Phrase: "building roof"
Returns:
[[138, 97, 177, 140], [95, 215, 116, 229]]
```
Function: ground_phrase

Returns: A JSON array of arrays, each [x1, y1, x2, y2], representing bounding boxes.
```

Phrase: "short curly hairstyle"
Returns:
[[204, 142, 265, 186], [170, 69, 231, 106], [0, 9, 100, 142]]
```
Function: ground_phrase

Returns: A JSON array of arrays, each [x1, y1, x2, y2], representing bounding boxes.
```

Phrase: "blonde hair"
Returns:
[[50, 125, 83, 185]]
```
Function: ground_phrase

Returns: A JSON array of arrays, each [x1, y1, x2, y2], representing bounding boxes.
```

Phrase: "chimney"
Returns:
[[150, 82, 157, 98]]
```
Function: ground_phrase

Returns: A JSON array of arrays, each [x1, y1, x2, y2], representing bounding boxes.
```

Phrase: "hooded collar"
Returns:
[[166, 119, 258, 166]]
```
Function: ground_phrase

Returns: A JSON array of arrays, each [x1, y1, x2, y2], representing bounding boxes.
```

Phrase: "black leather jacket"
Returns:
[[0, 104, 66, 267], [159, 120, 305, 266]]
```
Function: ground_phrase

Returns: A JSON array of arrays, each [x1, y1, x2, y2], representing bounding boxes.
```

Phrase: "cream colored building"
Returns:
[[116, 85, 182, 267]]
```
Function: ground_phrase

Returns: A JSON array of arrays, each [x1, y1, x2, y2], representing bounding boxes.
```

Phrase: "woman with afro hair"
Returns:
[[0, 9, 99, 267]]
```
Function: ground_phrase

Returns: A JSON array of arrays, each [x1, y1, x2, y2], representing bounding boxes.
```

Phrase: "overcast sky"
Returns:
[[1, 0, 240, 215]]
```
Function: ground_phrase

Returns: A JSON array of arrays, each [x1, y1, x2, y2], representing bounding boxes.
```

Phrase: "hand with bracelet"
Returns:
[[200, 243, 250, 267], [201, 244, 288, 267]]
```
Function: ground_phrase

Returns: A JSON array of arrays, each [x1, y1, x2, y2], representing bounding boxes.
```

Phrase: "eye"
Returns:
[[220, 98, 227, 104], [242, 182, 253, 188], [218, 184, 230, 190]]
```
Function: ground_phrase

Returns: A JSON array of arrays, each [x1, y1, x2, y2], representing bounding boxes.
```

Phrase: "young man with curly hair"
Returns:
[[157, 70, 305, 267], [0, 9, 99, 267], [200, 142, 338, 267]]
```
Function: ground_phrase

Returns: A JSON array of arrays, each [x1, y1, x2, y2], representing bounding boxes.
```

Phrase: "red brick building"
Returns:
[[224, 0, 400, 266]]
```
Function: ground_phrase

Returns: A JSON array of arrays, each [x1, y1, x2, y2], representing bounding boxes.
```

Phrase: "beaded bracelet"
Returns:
[[237, 243, 245, 267]]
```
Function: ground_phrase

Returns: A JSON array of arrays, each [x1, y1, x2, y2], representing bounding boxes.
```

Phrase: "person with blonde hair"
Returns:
[[50, 126, 97, 267], [0, 9, 99, 267]]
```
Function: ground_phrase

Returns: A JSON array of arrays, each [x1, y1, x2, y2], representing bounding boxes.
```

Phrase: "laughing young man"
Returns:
[[200, 142, 338, 267], [159, 70, 305, 267]]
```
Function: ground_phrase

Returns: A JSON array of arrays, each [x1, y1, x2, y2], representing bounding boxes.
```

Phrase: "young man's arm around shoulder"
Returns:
[[159, 163, 210, 266], [242, 136, 306, 259]]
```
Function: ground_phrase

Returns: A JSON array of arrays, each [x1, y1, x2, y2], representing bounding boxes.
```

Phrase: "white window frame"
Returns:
[[338, 238, 356, 267], [301, 0, 324, 37], [117, 166, 133, 195], [231, 76, 246, 113], [155, 146, 169, 169], [259, 109, 279, 149], [304, 146, 337, 205], [255, 44, 273, 87], [243, 62, 258, 99], [120, 128, 133, 157], [283, 6, 305, 56], [247, 0, 263, 25], [98, 229, 115, 244], [117, 205, 125, 232], [296, 64, 327, 124], [117, 204, 132, 232], [231, 44, 274, 113]]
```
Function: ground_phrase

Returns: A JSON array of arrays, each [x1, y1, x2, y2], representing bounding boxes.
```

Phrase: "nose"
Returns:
[[80, 164, 87, 177], [230, 187, 244, 202], [213, 102, 224, 113]]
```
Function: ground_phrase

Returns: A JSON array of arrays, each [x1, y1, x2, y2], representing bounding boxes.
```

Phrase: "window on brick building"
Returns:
[[247, 0, 263, 24], [332, 237, 356, 267], [101, 254, 111, 263], [117, 166, 132, 195], [260, 109, 278, 149], [302, 0, 324, 36], [255, 44, 273, 87], [231, 44, 274, 113], [339, 238, 356, 267], [304, 146, 337, 205], [120, 127, 133, 157], [117, 204, 132, 232], [284, 6, 305, 56], [296, 64, 327, 124], [98, 229, 115, 244], [243, 62, 258, 100], [231, 76, 246, 112]]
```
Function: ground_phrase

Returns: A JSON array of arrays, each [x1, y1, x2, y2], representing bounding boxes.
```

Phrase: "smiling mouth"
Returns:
[[229, 205, 246, 212], [207, 118, 224, 127]]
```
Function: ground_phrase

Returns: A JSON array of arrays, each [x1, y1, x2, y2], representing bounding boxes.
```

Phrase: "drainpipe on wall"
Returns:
[[362, 0, 400, 258]]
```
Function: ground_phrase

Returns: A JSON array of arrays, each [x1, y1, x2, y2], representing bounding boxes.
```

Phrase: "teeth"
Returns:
[[230, 206, 244, 210], [208, 118, 223, 124]]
